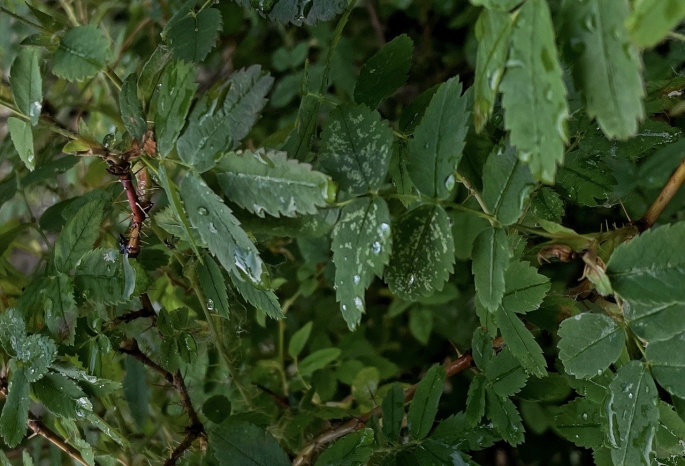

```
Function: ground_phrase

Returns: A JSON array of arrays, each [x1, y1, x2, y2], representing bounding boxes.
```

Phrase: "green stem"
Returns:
[[277, 291, 301, 366], [104, 66, 123, 91], [319, 0, 357, 95], [0, 7, 42, 29], [668, 31, 685, 42], [57, 0, 80, 27], [455, 172, 492, 217]]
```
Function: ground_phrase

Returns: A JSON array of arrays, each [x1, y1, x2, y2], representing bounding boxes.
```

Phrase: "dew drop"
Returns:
[[379, 223, 390, 238], [444, 174, 455, 191], [372, 241, 382, 254], [628, 392, 633, 399], [354, 297, 363, 310], [353, 274, 361, 285], [206, 299, 215, 310], [198, 207, 209, 216], [423, 143, 430, 150], [208, 222, 218, 234], [342, 304, 347, 311], [582, 412, 588, 421], [407, 274, 415, 286]]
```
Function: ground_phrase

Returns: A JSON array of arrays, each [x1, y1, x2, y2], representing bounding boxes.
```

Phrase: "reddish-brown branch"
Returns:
[[637, 155, 685, 231]]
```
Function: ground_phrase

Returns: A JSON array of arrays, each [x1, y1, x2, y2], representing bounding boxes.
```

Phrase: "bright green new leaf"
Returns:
[[198, 256, 230, 319], [298, 348, 341, 376], [218, 150, 330, 217], [119, 74, 147, 142], [626, 0, 685, 48], [500, 0, 569, 183], [465, 374, 487, 426], [315, 428, 374, 466], [646, 333, 685, 398], [472, 227, 509, 312], [210, 421, 290, 466], [332, 197, 392, 328], [288, 321, 313, 359], [407, 76, 470, 199], [562, 0, 644, 139], [154, 61, 198, 157], [165, 8, 222, 63], [485, 347, 528, 397], [10, 47, 42, 126], [52, 25, 111, 81], [482, 143, 535, 225], [381, 384, 404, 442], [7, 117, 35, 171], [229, 270, 283, 319], [33, 372, 88, 419], [473, 9, 513, 132], [54, 197, 106, 273], [556, 151, 616, 207], [0, 367, 29, 447], [354, 34, 413, 108], [607, 361, 658, 466], [502, 260, 550, 314], [558, 313, 625, 379], [624, 301, 685, 342], [320, 105, 393, 194], [407, 364, 446, 440], [607, 222, 685, 304], [181, 170, 267, 287], [495, 307, 546, 377], [385, 204, 454, 301], [75, 249, 123, 305], [485, 387, 524, 445], [553, 397, 604, 448]]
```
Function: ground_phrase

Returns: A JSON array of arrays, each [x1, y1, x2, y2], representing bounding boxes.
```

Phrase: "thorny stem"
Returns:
[[637, 155, 685, 231]]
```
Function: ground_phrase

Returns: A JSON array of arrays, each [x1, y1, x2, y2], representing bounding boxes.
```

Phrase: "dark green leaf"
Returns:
[[484, 347, 528, 397], [656, 401, 685, 458], [624, 301, 685, 342], [626, 0, 685, 48], [500, 0, 569, 183], [528, 187, 564, 222], [52, 25, 111, 81], [646, 333, 685, 398], [0, 367, 29, 447], [471, 327, 493, 369], [137, 45, 172, 109], [299, 348, 341, 376], [407, 364, 446, 440], [154, 61, 198, 157], [407, 77, 469, 199], [119, 74, 147, 142], [469, 0, 520, 11], [553, 397, 603, 448], [198, 256, 230, 319], [409, 307, 433, 345], [221, 65, 274, 144], [556, 151, 616, 207], [283, 94, 320, 162], [485, 387, 524, 445], [44, 274, 78, 344], [209, 420, 289, 466], [353, 34, 413, 108], [495, 307, 546, 377], [472, 227, 509, 312], [165, 8, 222, 62], [229, 270, 284, 319], [315, 428, 374, 466], [320, 104, 393, 194], [203, 395, 232, 424], [381, 384, 404, 442], [288, 321, 313, 359], [10, 47, 42, 126], [414, 439, 468, 466], [54, 197, 106, 273], [7, 117, 35, 171], [123, 357, 149, 430], [465, 374, 487, 426], [75, 248, 123, 305], [502, 260, 550, 314], [33, 372, 88, 419], [385, 204, 454, 301]]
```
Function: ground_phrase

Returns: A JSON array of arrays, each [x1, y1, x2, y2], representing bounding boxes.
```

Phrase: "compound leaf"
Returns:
[[485, 387, 524, 445]]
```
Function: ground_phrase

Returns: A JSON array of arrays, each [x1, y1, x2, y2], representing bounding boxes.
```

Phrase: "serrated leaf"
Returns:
[[52, 25, 111, 81], [606, 222, 685, 304], [385, 204, 454, 301], [228, 270, 283, 319], [217, 149, 330, 217], [181, 170, 267, 287], [209, 420, 289, 466], [137, 45, 173, 109], [500, 0, 569, 183], [529, 187, 564, 222], [558, 313, 625, 379], [485, 387, 524, 445], [407, 364, 445, 440], [33, 372, 87, 419], [465, 374, 487, 426], [315, 428, 374, 466], [165, 7, 222, 62], [15, 334, 56, 382], [556, 151, 616, 207], [288, 321, 313, 359], [284, 94, 320, 162], [0, 309, 26, 356], [502, 261, 550, 314], [646, 333, 685, 398], [332, 197, 392, 328], [10, 47, 42, 126], [472, 227, 509, 312], [7, 117, 35, 171], [198, 256, 230, 319], [626, 0, 685, 48], [221, 65, 274, 143], [353, 34, 413, 108], [298, 348, 341, 376], [553, 397, 603, 448], [472, 327, 493, 369], [656, 401, 685, 458], [482, 142, 535, 225], [484, 347, 528, 397], [119, 74, 147, 142], [154, 61, 198, 157], [320, 104, 393, 194], [562, 0, 644, 139], [473, 9, 513, 132], [495, 307, 546, 377], [0, 367, 29, 447], [44, 274, 77, 344], [407, 77, 470, 199], [54, 197, 106, 273], [74, 249, 123, 304], [382, 384, 404, 442], [414, 439, 469, 466], [624, 301, 685, 342], [607, 361, 658, 466]]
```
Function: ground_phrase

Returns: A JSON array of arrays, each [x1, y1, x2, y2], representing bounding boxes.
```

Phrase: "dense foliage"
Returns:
[[1, 0, 685, 465]]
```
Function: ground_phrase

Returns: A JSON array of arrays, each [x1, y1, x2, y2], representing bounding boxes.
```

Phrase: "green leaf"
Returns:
[[320, 104, 393, 194], [122, 255, 136, 300], [473, 9, 513, 132], [471, 327, 493, 369], [54, 197, 106, 273], [0, 367, 29, 447], [472, 227, 509, 312], [656, 401, 685, 458], [229, 270, 284, 319], [15, 334, 56, 382], [624, 301, 685, 342], [485, 387, 524, 445], [484, 347, 528, 397], [626, 0, 685, 48], [385, 204, 454, 301], [165, 7, 222, 62], [203, 395, 232, 424], [288, 321, 313, 359], [553, 397, 603, 448], [606, 222, 685, 304], [299, 348, 341, 376], [137, 45, 173, 109], [52, 25, 112, 81], [528, 187, 564, 222], [465, 374, 487, 426], [502, 261, 550, 314], [198, 256, 230, 319], [7, 117, 35, 171], [381, 384, 404, 442], [556, 151, 616, 207], [0, 309, 26, 355], [500, 0, 568, 183], [33, 372, 88, 419], [469, 0, 521, 11], [607, 361, 658, 466], [221, 65, 274, 144], [44, 274, 78, 344], [409, 307, 433, 345], [482, 142, 535, 225], [10, 47, 42, 126], [154, 61, 198, 157], [217, 149, 330, 217], [209, 420, 289, 466], [646, 333, 685, 398], [123, 357, 149, 430], [414, 439, 469, 466], [283, 94, 320, 162], [119, 74, 147, 142], [407, 77, 470, 199], [351, 366, 380, 413], [74, 249, 122, 305], [315, 428, 374, 466], [495, 307, 546, 377], [407, 364, 446, 440], [562, 0, 644, 139], [181, 170, 266, 287], [332, 197, 392, 328], [558, 313, 625, 379], [353, 34, 413, 108]]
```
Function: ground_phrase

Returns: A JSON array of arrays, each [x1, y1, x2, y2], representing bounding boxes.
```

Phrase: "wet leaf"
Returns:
[[10, 47, 42, 126], [7, 117, 35, 171], [0, 367, 29, 447], [553, 397, 603, 448]]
